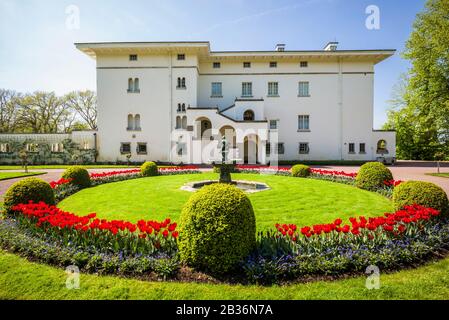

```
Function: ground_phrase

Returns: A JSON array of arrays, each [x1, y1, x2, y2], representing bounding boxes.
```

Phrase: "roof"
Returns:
[[75, 41, 395, 64]]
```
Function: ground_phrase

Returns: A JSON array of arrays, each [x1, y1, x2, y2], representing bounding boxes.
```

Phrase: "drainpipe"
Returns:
[[93, 132, 97, 163], [338, 58, 344, 160], [168, 51, 173, 164]]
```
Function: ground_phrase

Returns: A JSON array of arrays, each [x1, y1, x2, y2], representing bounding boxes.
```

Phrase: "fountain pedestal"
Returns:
[[215, 163, 235, 184]]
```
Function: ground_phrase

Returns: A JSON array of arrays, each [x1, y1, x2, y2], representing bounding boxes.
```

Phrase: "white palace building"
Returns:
[[0, 41, 397, 165]]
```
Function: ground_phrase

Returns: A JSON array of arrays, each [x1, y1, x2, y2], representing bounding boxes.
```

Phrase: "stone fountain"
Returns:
[[181, 136, 269, 193]]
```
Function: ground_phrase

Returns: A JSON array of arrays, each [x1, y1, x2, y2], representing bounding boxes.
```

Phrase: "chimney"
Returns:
[[324, 42, 338, 51], [275, 43, 285, 52]]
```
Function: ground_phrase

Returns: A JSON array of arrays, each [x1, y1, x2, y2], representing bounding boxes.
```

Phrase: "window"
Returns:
[[182, 103, 186, 112], [266, 142, 271, 155], [213, 62, 221, 69], [211, 82, 222, 97], [176, 116, 181, 129], [300, 61, 308, 68], [26, 143, 38, 153], [276, 143, 285, 155], [137, 143, 147, 155], [298, 115, 310, 131], [129, 54, 138, 61], [0, 143, 10, 153], [243, 110, 255, 121], [128, 78, 140, 93], [177, 54, 185, 60], [51, 143, 63, 153], [299, 142, 309, 154], [120, 143, 131, 154], [134, 114, 141, 130], [127, 114, 141, 131], [268, 82, 279, 96], [242, 82, 252, 97], [177, 77, 186, 89], [269, 120, 278, 130], [360, 143, 366, 153], [182, 116, 187, 129], [243, 62, 251, 68], [349, 143, 355, 153], [298, 82, 310, 97], [269, 61, 277, 68]]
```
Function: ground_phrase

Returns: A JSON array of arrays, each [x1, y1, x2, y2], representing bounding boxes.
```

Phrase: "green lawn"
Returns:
[[0, 172, 45, 181], [427, 172, 449, 178], [58, 173, 393, 230], [1, 249, 448, 299], [0, 165, 140, 170]]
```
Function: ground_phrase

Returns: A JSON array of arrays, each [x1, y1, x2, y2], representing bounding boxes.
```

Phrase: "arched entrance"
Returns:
[[244, 134, 259, 164], [194, 117, 212, 140]]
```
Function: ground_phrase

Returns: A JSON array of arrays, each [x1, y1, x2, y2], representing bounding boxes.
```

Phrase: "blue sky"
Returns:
[[0, 0, 425, 128]]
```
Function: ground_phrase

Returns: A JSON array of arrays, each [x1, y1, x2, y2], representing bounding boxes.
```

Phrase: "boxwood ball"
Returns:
[[178, 183, 256, 274]]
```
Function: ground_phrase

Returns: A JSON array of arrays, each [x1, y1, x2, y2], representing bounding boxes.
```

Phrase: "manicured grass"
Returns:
[[427, 172, 449, 178], [58, 173, 393, 230], [0, 165, 140, 170], [1, 249, 448, 299], [0, 172, 45, 181]]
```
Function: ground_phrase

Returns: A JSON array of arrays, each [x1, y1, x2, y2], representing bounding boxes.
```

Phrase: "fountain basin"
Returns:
[[181, 180, 270, 193]]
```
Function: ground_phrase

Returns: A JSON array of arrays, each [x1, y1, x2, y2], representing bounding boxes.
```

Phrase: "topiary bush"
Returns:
[[393, 180, 449, 214], [355, 162, 393, 191], [291, 164, 311, 177], [141, 161, 158, 177], [178, 183, 256, 274], [62, 166, 91, 189], [3, 178, 55, 214]]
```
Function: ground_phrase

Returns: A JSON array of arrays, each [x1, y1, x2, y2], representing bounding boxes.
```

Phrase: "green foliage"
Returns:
[[140, 161, 158, 177], [355, 162, 393, 191], [179, 183, 256, 274], [3, 178, 55, 213], [62, 166, 91, 189], [393, 180, 449, 213], [291, 164, 311, 177], [384, 0, 449, 160]]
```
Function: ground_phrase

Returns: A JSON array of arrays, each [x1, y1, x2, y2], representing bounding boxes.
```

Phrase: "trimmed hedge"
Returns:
[[291, 164, 311, 177], [62, 166, 91, 189], [179, 183, 256, 274], [141, 161, 158, 177], [393, 181, 449, 214], [355, 162, 393, 191], [3, 178, 55, 214]]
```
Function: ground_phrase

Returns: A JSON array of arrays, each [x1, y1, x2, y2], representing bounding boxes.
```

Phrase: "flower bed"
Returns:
[[12, 201, 178, 256], [244, 205, 447, 284], [51, 166, 201, 202]]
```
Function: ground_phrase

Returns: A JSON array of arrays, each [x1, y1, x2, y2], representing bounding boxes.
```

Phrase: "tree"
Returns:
[[384, 0, 449, 160], [15, 91, 75, 133], [0, 89, 20, 133], [65, 90, 97, 130]]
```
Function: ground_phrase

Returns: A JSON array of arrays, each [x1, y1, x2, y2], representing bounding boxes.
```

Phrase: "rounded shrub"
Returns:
[[178, 183, 256, 274], [3, 178, 55, 214], [355, 162, 393, 191], [141, 161, 158, 177], [62, 166, 91, 189], [393, 180, 449, 213], [291, 164, 311, 177]]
